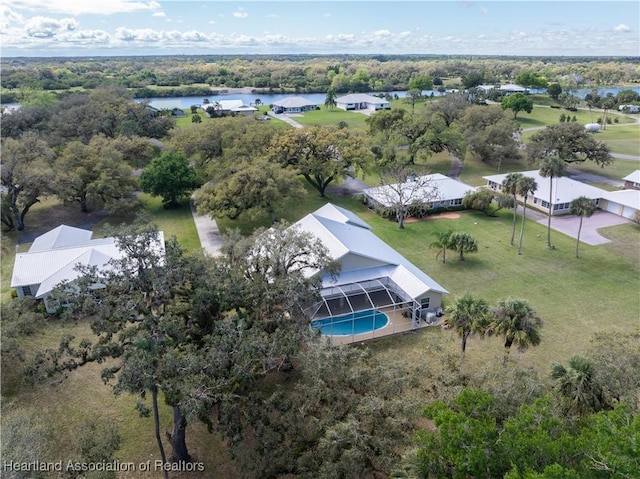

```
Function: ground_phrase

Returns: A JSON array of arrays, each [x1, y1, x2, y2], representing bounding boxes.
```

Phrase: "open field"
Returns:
[[293, 106, 369, 129]]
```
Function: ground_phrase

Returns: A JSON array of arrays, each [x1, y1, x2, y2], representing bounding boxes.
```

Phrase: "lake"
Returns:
[[140, 90, 443, 109]]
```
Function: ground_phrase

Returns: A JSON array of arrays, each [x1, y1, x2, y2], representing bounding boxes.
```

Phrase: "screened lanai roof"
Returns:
[[307, 275, 417, 319]]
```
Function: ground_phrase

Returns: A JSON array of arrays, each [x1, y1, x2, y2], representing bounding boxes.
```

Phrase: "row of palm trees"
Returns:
[[502, 159, 597, 258], [444, 293, 543, 360]]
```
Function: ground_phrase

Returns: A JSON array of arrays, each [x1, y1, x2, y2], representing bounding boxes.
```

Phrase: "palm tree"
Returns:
[[516, 176, 538, 255], [488, 297, 543, 361], [569, 196, 596, 258], [502, 173, 523, 246], [325, 88, 337, 110], [551, 356, 607, 416], [429, 229, 453, 263], [445, 293, 490, 356], [448, 232, 478, 261], [538, 157, 565, 249]]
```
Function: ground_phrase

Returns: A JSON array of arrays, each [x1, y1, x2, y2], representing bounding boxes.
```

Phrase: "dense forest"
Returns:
[[2, 54, 639, 103]]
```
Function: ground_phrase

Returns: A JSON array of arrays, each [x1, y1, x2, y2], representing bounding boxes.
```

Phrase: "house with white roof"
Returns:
[[335, 93, 390, 111], [622, 170, 640, 190], [499, 84, 529, 94], [600, 189, 640, 220], [294, 204, 447, 340], [484, 170, 605, 216], [11, 225, 165, 313], [363, 173, 476, 213], [272, 96, 318, 113]]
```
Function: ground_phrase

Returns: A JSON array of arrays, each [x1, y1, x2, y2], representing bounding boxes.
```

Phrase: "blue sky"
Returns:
[[1, 1, 638, 57]]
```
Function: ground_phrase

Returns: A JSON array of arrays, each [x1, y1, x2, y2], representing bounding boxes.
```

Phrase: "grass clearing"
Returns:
[[293, 106, 369, 129], [356, 207, 640, 372]]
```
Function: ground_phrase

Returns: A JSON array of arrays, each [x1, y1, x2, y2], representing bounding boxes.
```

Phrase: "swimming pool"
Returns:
[[311, 309, 389, 336]]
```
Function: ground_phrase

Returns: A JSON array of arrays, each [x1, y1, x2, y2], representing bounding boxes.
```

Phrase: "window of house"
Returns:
[[452, 198, 463, 206], [21, 286, 33, 296], [541, 200, 549, 208], [420, 297, 430, 309]]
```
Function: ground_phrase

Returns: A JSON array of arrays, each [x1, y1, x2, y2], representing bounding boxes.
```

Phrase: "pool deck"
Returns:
[[321, 307, 442, 345]]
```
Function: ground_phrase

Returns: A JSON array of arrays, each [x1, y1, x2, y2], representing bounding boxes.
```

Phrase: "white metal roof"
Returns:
[[499, 84, 527, 92], [622, 170, 640, 184], [11, 226, 165, 298], [363, 173, 476, 208], [483, 170, 606, 203], [217, 99, 245, 110], [294, 204, 448, 299], [29, 225, 93, 252], [602, 189, 640, 210], [335, 94, 389, 105], [272, 96, 317, 108]]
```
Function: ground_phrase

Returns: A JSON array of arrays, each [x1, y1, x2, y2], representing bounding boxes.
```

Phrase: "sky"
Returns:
[[1, 0, 638, 57]]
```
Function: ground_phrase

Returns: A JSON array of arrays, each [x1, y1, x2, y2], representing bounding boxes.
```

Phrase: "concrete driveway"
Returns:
[[527, 209, 631, 245]]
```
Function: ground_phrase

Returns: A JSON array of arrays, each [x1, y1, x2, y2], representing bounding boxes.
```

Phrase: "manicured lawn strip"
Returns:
[[518, 105, 634, 129], [93, 194, 201, 253], [459, 154, 526, 187], [359, 208, 640, 371], [596, 124, 640, 157], [566, 158, 639, 181], [293, 107, 369, 129]]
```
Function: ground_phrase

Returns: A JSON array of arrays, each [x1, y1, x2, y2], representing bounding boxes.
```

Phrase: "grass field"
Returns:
[[293, 106, 369, 129]]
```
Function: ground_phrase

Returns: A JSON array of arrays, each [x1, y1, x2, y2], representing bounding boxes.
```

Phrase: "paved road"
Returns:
[[190, 200, 224, 257]]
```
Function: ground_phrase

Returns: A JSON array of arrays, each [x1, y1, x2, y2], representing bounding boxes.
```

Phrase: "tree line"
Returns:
[[2, 55, 639, 104]]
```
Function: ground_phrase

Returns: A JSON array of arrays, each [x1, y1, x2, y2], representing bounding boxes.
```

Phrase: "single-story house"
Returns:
[[231, 104, 258, 116], [499, 84, 529, 94], [295, 204, 447, 339], [622, 170, 640, 190], [272, 96, 318, 113], [362, 173, 476, 212], [11, 225, 165, 313], [335, 94, 390, 111], [618, 104, 640, 113], [599, 189, 640, 220], [171, 107, 186, 117], [484, 170, 605, 216]]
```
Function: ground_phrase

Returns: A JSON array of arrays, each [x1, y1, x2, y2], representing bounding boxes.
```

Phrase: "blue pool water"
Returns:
[[311, 309, 389, 336]]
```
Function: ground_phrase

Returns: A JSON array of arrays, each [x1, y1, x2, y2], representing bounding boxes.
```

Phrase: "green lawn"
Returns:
[[293, 106, 369, 129], [597, 124, 640, 157], [354, 205, 640, 371]]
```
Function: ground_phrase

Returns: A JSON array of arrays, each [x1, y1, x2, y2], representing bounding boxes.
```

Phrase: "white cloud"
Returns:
[[152, 11, 166, 18], [267, 14, 278, 19], [208, 20, 216, 25], [0, 6, 24, 25], [25, 15, 77, 38], [233, 7, 248, 19], [4, 0, 160, 15], [613, 24, 630, 32]]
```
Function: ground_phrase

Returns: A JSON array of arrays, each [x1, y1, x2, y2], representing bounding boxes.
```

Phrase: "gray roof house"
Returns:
[[294, 203, 447, 343], [363, 173, 476, 211], [484, 170, 607, 216], [336, 93, 390, 111], [11, 225, 165, 313], [272, 96, 318, 113]]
